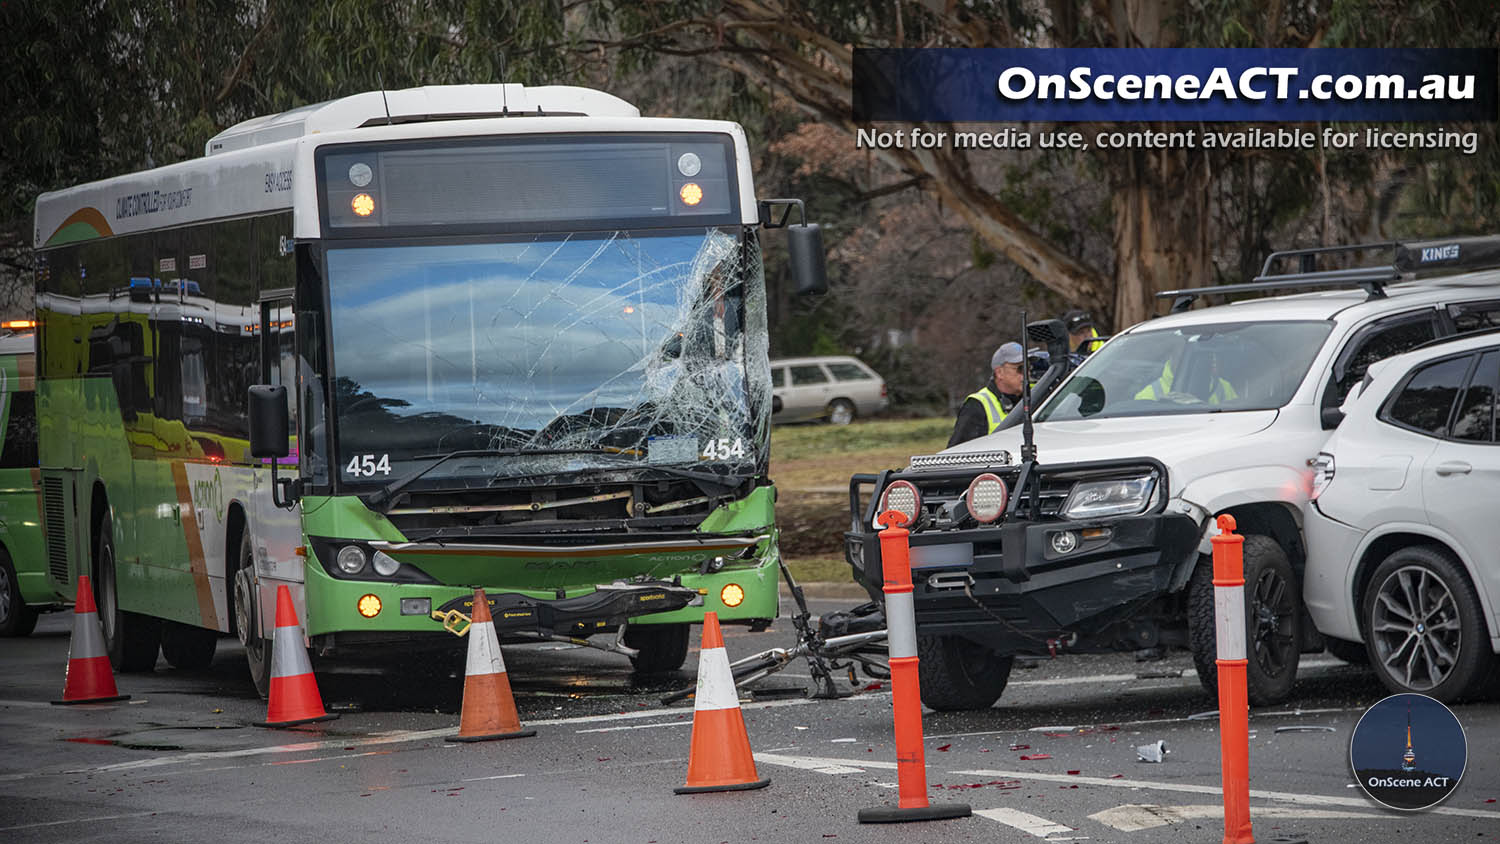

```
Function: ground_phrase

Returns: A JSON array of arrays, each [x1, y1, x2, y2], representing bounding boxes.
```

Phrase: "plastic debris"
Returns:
[[1136, 740, 1167, 763], [1067, 770, 1080, 775], [1019, 753, 1052, 760], [935, 744, 951, 752], [1009, 744, 1030, 751]]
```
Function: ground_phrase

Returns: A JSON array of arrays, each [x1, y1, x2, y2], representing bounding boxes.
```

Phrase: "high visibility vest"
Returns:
[[1207, 378, 1238, 405], [1135, 360, 1175, 400], [966, 388, 1008, 435]]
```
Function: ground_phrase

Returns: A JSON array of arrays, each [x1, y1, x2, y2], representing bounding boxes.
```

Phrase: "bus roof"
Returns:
[[35, 85, 754, 249]]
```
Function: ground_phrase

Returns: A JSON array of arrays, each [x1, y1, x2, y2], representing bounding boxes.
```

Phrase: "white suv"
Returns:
[[845, 236, 1500, 710], [1304, 331, 1500, 702]]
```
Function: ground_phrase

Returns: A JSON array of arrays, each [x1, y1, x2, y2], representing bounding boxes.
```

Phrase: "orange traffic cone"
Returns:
[[675, 612, 769, 794], [52, 575, 129, 705], [255, 585, 337, 728], [450, 589, 535, 742]]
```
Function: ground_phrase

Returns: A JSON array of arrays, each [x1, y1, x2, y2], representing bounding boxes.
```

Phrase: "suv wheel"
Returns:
[[916, 634, 1013, 711], [1362, 546, 1491, 702], [1188, 535, 1300, 705]]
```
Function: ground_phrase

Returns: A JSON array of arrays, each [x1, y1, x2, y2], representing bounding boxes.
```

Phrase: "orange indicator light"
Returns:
[[357, 594, 382, 618], [351, 193, 375, 217], [679, 182, 703, 206]]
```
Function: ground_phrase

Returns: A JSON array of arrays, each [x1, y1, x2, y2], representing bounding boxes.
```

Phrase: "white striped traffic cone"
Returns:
[[255, 585, 337, 728], [675, 612, 769, 793], [52, 575, 130, 705], [450, 588, 535, 742]]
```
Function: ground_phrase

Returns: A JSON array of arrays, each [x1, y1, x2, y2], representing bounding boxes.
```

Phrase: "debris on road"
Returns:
[[1136, 740, 1167, 763], [1273, 725, 1336, 734]]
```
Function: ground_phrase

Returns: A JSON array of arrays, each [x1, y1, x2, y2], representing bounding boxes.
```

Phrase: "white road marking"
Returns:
[[0, 694, 848, 780], [753, 752, 895, 775], [0, 811, 161, 832], [461, 773, 526, 782], [575, 721, 693, 734], [1089, 803, 1383, 832], [928, 705, 1361, 740], [952, 769, 1500, 821], [975, 807, 1082, 839]]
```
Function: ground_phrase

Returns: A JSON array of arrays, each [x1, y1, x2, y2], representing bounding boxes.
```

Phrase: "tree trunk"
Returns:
[[1111, 146, 1212, 329]]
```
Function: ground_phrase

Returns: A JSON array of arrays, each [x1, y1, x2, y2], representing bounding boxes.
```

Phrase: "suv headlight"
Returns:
[[1062, 476, 1157, 519]]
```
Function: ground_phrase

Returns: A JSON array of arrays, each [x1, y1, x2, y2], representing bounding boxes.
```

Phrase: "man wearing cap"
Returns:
[[948, 342, 1026, 447], [1062, 309, 1100, 355]]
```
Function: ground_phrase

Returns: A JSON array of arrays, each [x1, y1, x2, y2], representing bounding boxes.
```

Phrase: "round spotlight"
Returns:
[[966, 473, 1008, 523], [336, 545, 367, 575], [1050, 531, 1079, 555], [357, 594, 382, 618], [876, 480, 921, 528], [720, 583, 745, 608]]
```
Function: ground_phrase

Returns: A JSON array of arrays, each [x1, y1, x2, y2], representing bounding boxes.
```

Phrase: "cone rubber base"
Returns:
[[447, 728, 536, 743], [858, 803, 972, 824], [254, 713, 339, 728], [51, 694, 130, 706], [674, 778, 770, 795]]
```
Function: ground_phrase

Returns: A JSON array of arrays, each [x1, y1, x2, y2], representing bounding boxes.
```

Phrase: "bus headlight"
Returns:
[[371, 550, 401, 577], [336, 545, 367, 575]]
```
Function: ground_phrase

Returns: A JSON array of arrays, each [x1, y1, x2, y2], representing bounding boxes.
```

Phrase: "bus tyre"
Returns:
[[624, 623, 690, 673], [233, 533, 273, 698], [0, 548, 38, 637], [161, 621, 218, 670], [95, 513, 160, 672], [916, 633, 1013, 711], [1188, 535, 1300, 706]]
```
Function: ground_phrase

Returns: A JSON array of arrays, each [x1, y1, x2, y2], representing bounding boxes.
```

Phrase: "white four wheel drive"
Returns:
[[844, 236, 1500, 711], [1305, 330, 1500, 703]]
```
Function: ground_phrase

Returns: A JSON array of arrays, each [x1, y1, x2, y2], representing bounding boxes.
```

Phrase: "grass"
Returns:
[[770, 417, 951, 582]]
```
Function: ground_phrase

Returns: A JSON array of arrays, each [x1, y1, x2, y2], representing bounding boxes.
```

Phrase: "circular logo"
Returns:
[[348, 162, 373, 187], [1350, 693, 1466, 811], [677, 152, 702, 177]]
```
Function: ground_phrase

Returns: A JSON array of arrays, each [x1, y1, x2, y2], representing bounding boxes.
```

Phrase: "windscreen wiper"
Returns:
[[365, 448, 625, 512]]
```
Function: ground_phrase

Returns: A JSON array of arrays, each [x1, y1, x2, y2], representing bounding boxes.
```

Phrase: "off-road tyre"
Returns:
[[916, 634, 1013, 711], [625, 623, 690, 674], [1188, 535, 1300, 706], [160, 621, 218, 670], [1362, 545, 1492, 703], [95, 513, 161, 672], [0, 548, 38, 637]]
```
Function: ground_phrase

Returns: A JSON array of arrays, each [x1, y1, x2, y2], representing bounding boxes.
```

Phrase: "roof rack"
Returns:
[[1157, 235, 1500, 313]]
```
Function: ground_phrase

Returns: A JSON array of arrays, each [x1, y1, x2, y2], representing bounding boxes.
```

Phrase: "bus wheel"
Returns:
[[624, 623, 689, 673], [232, 533, 272, 698], [95, 513, 160, 672], [161, 621, 218, 670], [0, 548, 38, 637]]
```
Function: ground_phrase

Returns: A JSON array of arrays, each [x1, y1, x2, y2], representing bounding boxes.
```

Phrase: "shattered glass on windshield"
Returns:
[[326, 228, 769, 486]]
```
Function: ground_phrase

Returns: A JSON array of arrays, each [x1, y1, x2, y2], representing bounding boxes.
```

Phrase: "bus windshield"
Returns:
[[1036, 319, 1333, 422], [325, 227, 767, 486]]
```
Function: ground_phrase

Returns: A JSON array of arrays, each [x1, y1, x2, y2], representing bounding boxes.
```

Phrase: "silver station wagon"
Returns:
[[770, 356, 888, 425]]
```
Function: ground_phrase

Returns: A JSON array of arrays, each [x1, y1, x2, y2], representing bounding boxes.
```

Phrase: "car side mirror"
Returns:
[[1320, 405, 1345, 430], [249, 385, 290, 458]]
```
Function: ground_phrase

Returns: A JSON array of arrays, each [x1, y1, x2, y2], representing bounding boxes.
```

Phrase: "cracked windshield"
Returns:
[[326, 228, 768, 487], [1038, 320, 1333, 421]]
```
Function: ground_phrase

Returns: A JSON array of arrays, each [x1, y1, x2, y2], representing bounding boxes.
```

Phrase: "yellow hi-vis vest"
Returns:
[[966, 388, 1008, 435]]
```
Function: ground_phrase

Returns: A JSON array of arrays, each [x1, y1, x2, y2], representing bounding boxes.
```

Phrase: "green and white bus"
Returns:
[[32, 84, 825, 692], [0, 320, 59, 637]]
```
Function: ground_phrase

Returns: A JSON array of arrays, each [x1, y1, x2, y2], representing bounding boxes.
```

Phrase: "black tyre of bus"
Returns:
[[95, 512, 161, 672], [916, 633, 1013, 711], [233, 531, 273, 698], [161, 621, 218, 670], [0, 547, 38, 637], [1187, 535, 1300, 706], [624, 623, 690, 674]]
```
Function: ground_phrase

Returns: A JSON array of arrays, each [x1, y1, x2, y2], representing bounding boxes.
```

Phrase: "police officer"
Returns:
[[948, 342, 1025, 447], [1061, 309, 1099, 355]]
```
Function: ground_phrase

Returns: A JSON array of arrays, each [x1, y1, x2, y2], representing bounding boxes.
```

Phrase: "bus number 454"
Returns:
[[345, 453, 392, 477]]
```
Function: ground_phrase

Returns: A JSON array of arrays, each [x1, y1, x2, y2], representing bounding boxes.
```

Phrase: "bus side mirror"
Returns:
[[760, 198, 828, 296], [249, 385, 290, 458]]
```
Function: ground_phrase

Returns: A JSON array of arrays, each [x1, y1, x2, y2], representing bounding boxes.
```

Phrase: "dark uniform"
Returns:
[[947, 380, 1021, 447]]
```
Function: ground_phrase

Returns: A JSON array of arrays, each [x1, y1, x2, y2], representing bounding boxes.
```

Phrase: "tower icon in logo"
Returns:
[[1401, 704, 1416, 773]]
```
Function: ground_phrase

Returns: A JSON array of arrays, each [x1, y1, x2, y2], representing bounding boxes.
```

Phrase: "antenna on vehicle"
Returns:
[[1019, 309, 1036, 464], [376, 73, 393, 126]]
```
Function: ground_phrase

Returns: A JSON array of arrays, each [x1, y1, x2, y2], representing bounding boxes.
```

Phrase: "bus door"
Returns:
[[251, 291, 304, 630]]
